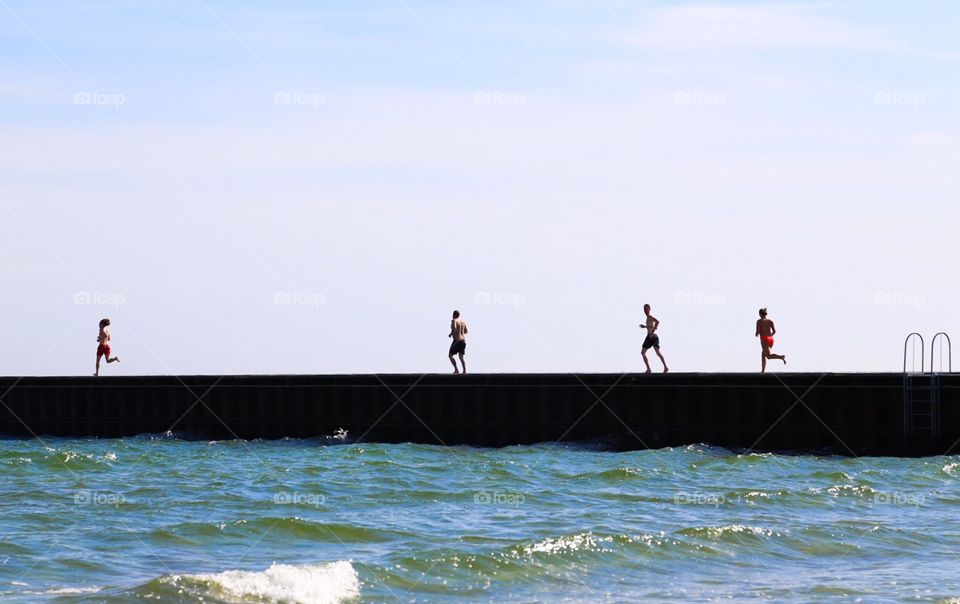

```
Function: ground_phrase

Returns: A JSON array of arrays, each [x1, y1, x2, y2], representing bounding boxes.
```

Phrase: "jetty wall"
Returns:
[[0, 373, 956, 456]]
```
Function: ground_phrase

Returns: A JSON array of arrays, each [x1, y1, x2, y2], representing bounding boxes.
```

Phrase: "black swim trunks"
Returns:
[[449, 340, 466, 356], [642, 334, 660, 350]]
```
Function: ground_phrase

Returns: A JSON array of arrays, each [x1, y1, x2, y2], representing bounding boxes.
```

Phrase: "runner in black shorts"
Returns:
[[449, 339, 466, 356], [642, 334, 660, 351], [448, 310, 468, 374], [640, 303, 668, 374]]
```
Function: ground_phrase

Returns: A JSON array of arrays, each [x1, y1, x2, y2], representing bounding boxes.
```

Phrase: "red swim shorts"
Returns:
[[762, 336, 775, 348], [97, 343, 111, 357]]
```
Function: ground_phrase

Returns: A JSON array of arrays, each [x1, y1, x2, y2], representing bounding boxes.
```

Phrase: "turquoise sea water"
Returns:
[[2, 436, 960, 603]]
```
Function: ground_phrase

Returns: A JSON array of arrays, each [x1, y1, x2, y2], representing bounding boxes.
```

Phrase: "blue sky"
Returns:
[[1, 1, 958, 375]]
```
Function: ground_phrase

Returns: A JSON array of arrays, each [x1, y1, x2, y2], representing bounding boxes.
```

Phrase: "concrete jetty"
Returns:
[[0, 373, 956, 456]]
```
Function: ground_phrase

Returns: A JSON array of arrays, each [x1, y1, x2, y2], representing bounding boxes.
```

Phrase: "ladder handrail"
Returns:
[[931, 332, 953, 374], [903, 333, 925, 374]]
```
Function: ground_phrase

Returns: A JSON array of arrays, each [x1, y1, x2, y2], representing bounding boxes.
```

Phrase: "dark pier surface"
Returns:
[[1, 373, 957, 456]]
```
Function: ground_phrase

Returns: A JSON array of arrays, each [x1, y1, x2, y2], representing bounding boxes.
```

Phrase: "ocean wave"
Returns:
[[513, 530, 724, 560], [150, 517, 412, 544], [374, 534, 623, 591], [23, 586, 103, 596], [826, 484, 877, 497], [678, 525, 781, 540], [811, 470, 855, 481], [150, 561, 360, 604], [17, 449, 114, 471], [517, 532, 613, 556], [566, 467, 645, 481]]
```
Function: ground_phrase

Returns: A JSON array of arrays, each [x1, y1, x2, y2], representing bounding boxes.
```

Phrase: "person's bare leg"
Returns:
[[95, 355, 102, 376], [459, 353, 466, 375], [655, 349, 668, 373], [642, 350, 652, 374], [108, 356, 120, 364], [769, 353, 785, 364], [449, 355, 459, 374], [761, 350, 767, 373]]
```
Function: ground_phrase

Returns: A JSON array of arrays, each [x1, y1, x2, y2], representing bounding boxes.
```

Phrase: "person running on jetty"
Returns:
[[756, 307, 786, 373], [95, 318, 120, 376], [448, 310, 468, 374], [640, 303, 668, 374]]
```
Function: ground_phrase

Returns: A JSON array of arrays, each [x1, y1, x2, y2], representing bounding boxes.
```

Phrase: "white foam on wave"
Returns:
[[693, 525, 780, 538], [521, 532, 611, 556], [176, 560, 359, 604], [827, 484, 876, 497], [26, 586, 102, 596]]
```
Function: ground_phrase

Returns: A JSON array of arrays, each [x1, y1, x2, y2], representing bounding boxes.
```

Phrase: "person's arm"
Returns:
[[770, 321, 776, 336], [463, 323, 468, 335], [449, 320, 454, 338], [653, 318, 660, 332], [755, 320, 761, 337]]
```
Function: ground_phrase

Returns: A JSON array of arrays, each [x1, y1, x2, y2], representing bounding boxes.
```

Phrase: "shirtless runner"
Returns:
[[95, 318, 120, 376], [448, 310, 468, 374], [756, 308, 786, 373], [640, 304, 668, 374]]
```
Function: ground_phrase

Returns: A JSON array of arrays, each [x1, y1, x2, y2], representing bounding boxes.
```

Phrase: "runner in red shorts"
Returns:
[[755, 308, 786, 373], [95, 318, 120, 376]]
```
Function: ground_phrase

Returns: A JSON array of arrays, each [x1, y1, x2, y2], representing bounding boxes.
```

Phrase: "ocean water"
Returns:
[[1, 436, 959, 603]]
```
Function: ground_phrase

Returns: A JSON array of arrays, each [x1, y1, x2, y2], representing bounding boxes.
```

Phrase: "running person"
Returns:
[[95, 318, 120, 376], [448, 310, 468, 374], [640, 304, 668, 374], [756, 308, 786, 373]]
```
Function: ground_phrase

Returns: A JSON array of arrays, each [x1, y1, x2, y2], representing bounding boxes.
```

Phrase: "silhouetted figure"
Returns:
[[756, 308, 786, 373], [448, 310, 468, 374], [95, 318, 120, 376], [640, 303, 668, 374]]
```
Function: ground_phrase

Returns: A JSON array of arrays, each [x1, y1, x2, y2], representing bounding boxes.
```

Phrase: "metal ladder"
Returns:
[[902, 332, 952, 439]]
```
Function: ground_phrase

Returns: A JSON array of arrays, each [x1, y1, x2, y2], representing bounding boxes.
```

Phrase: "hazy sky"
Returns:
[[1, 0, 957, 376]]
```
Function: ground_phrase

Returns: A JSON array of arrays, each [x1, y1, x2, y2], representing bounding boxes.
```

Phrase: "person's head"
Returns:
[[99, 318, 111, 329], [643, 304, 651, 315], [759, 308, 768, 318], [452, 310, 461, 319]]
